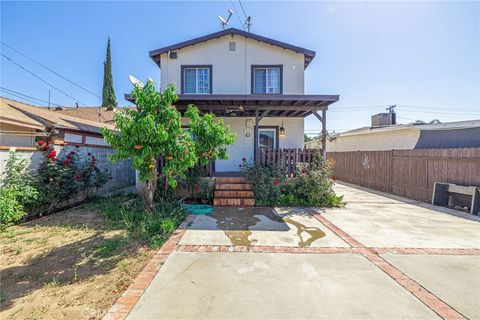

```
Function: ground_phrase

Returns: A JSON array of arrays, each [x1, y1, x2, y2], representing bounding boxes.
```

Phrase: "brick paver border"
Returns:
[[306, 208, 467, 320], [103, 215, 196, 320], [104, 209, 477, 320]]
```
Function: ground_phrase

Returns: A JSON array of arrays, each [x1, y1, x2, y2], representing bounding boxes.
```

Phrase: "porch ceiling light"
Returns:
[[279, 121, 285, 136]]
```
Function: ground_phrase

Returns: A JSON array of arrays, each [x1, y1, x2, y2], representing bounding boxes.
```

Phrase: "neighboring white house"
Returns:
[[306, 119, 480, 151], [132, 28, 339, 173]]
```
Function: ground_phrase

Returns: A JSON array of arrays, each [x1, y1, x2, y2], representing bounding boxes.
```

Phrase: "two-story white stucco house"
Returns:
[[132, 28, 339, 174]]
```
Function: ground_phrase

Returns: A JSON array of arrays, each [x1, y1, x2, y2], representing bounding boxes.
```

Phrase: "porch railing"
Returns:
[[258, 148, 321, 177]]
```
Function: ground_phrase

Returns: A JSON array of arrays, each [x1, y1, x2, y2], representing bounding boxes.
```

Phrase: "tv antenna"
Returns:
[[244, 16, 252, 32], [218, 9, 234, 29]]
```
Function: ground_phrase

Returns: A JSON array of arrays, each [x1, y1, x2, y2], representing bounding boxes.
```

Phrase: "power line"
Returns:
[[1, 41, 101, 99], [237, 0, 248, 19], [1, 53, 85, 105], [397, 104, 479, 112], [1, 91, 46, 107], [230, 0, 245, 29], [0, 87, 64, 107]]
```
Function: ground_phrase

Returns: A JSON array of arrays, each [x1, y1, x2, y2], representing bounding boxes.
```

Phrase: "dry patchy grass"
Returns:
[[0, 205, 155, 319]]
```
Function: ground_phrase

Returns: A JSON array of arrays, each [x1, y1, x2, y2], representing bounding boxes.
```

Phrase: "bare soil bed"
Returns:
[[0, 205, 155, 319]]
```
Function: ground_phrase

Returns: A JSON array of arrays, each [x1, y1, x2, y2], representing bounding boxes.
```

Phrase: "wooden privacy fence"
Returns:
[[258, 148, 320, 176], [328, 148, 480, 203]]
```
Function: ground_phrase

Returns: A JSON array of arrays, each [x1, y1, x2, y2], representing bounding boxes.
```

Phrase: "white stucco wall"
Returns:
[[159, 34, 305, 94], [216, 117, 303, 172], [320, 129, 421, 152]]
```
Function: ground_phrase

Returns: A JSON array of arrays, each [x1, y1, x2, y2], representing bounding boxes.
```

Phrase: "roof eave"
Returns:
[[149, 28, 316, 69]]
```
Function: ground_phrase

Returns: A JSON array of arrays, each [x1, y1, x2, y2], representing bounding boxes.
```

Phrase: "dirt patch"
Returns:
[[0, 205, 155, 319]]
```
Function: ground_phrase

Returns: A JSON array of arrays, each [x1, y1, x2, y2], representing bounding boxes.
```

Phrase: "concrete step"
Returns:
[[214, 190, 254, 198], [215, 183, 252, 190], [216, 177, 247, 184], [213, 198, 255, 206]]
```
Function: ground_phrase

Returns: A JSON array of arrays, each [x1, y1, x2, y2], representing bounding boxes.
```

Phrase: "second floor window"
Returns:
[[183, 66, 211, 94], [252, 66, 282, 94]]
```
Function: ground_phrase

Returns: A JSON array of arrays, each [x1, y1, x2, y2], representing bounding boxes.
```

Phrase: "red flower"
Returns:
[[74, 175, 81, 180], [60, 143, 65, 146], [63, 159, 71, 166], [47, 150, 56, 160], [37, 140, 45, 146], [75, 144, 80, 148], [70, 151, 75, 155], [332, 176, 336, 181], [273, 180, 279, 186]]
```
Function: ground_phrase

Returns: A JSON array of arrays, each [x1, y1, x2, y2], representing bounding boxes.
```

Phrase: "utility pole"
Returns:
[[386, 105, 396, 125], [386, 105, 396, 113], [48, 90, 51, 110]]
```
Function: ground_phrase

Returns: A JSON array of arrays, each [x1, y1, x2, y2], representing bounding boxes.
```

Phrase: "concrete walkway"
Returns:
[[106, 183, 480, 320]]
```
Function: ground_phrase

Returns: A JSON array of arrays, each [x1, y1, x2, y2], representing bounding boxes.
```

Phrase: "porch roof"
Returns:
[[125, 94, 339, 118]]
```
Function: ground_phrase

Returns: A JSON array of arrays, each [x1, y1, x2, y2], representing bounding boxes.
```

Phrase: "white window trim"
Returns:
[[183, 67, 211, 94], [259, 128, 277, 149], [252, 66, 281, 94]]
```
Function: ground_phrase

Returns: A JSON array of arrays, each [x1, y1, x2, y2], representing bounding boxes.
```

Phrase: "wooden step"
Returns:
[[213, 198, 255, 206], [216, 177, 247, 183], [215, 183, 252, 190], [214, 190, 254, 198]]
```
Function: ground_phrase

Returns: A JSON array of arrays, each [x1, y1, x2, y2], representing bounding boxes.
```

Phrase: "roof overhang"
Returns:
[[125, 94, 339, 118], [149, 28, 316, 68]]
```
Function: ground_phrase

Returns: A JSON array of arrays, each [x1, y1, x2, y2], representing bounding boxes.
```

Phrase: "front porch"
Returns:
[[175, 94, 337, 160]]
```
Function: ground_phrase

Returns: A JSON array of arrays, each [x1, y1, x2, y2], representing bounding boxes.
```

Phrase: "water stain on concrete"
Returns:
[[224, 230, 257, 246], [283, 218, 326, 247]]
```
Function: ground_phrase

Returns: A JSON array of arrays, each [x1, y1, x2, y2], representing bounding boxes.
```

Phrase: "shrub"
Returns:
[[0, 187, 25, 227], [284, 155, 343, 207], [88, 195, 186, 248], [240, 159, 286, 206], [241, 154, 343, 207], [35, 143, 111, 213], [0, 152, 39, 227]]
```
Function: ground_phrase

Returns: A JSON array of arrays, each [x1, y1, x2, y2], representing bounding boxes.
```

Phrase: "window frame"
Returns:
[[251, 65, 283, 95], [181, 65, 213, 94], [258, 126, 279, 149]]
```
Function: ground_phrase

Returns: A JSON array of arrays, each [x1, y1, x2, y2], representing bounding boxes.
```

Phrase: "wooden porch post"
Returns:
[[254, 109, 259, 162], [322, 108, 327, 159], [313, 109, 327, 159]]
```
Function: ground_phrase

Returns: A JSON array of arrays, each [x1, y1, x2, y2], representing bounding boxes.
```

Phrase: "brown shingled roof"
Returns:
[[0, 97, 115, 133], [55, 107, 117, 123]]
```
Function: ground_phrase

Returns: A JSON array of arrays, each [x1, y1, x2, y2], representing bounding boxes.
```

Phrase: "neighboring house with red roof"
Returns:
[[0, 97, 114, 149], [53, 106, 132, 124]]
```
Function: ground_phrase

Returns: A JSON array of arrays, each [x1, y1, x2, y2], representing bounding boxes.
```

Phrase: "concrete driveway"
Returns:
[[107, 183, 480, 320]]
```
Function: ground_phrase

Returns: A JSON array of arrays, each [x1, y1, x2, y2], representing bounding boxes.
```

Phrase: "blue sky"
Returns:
[[1, 1, 479, 134]]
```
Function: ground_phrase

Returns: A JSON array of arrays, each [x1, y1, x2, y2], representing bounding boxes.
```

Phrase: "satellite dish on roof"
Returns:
[[128, 75, 145, 88], [218, 9, 233, 29]]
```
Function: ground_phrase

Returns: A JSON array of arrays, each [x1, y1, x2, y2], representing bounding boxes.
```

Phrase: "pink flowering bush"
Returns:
[[35, 142, 111, 213]]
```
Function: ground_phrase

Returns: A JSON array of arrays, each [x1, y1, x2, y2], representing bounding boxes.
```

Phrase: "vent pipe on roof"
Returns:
[[76, 103, 79, 109]]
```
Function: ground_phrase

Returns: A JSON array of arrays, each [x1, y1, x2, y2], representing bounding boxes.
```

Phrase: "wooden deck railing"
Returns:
[[258, 148, 321, 177]]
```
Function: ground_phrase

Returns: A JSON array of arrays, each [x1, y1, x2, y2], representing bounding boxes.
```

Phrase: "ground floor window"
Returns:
[[259, 128, 277, 149]]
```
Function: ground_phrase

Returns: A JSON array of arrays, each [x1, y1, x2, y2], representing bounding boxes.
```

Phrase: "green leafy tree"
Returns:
[[103, 80, 236, 212], [102, 36, 117, 108], [183, 106, 236, 198], [103, 81, 196, 212]]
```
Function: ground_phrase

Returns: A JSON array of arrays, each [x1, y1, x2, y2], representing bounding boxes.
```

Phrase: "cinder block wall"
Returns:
[[0, 146, 135, 195]]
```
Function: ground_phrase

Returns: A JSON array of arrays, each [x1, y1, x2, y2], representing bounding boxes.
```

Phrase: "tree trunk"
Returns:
[[135, 159, 158, 213]]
